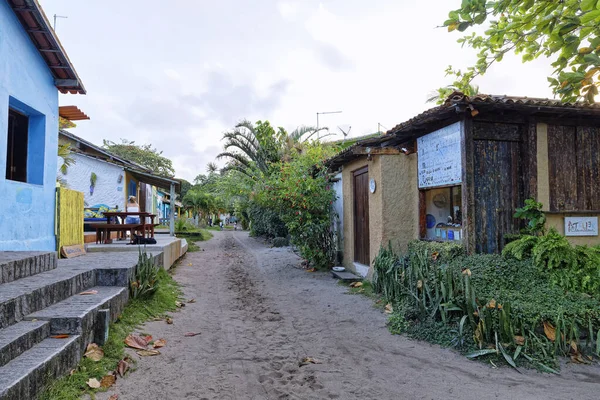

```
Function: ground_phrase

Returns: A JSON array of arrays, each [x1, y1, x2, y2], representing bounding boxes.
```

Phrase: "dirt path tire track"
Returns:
[[95, 231, 600, 400]]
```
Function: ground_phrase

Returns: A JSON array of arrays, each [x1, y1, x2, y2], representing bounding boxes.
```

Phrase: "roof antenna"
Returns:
[[338, 126, 351, 143], [53, 14, 68, 31]]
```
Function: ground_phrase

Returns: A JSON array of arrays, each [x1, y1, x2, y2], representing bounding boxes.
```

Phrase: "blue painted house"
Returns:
[[0, 0, 85, 250]]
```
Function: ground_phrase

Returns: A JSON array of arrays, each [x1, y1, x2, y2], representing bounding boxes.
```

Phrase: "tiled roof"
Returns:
[[326, 92, 600, 170], [8, 0, 85, 94], [387, 92, 600, 136]]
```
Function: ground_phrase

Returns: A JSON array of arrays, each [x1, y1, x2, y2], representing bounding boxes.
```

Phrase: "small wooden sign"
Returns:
[[60, 244, 86, 258], [565, 217, 599, 237]]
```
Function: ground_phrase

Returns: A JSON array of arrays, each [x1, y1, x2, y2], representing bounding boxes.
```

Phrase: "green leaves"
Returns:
[[580, 0, 597, 12], [439, 0, 600, 102]]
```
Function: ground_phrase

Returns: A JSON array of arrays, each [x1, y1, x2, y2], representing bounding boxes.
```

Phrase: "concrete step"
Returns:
[[0, 335, 81, 400], [0, 268, 95, 330], [25, 286, 128, 350], [0, 252, 57, 284], [0, 320, 50, 368], [331, 269, 362, 282]]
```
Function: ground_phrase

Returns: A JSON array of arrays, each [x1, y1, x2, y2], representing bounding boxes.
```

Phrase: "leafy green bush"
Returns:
[[256, 144, 336, 268], [503, 229, 600, 296], [272, 237, 289, 247], [514, 198, 546, 235], [130, 248, 160, 299], [175, 218, 191, 232], [247, 203, 287, 238]]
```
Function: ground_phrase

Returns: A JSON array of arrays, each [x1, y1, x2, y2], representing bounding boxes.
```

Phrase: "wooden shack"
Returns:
[[327, 93, 600, 275]]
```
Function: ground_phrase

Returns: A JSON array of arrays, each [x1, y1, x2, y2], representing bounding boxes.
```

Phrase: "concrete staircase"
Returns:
[[0, 251, 144, 400]]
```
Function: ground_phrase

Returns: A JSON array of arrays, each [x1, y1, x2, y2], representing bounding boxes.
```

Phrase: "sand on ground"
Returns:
[[94, 231, 600, 400]]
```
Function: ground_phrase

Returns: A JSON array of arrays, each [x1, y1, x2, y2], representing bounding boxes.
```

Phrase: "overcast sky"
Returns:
[[44, 0, 555, 181]]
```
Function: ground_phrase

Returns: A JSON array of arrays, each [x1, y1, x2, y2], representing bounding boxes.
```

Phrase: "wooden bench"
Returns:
[[88, 223, 143, 244]]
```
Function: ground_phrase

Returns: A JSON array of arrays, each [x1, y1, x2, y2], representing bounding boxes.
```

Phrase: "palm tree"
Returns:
[[217, 120, 281, 178], [57, 143, 76, 187], [280, 126, 330, 161]]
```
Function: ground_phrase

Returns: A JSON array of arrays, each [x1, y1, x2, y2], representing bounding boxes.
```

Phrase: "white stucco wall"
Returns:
[[58, 153, 125, 209]]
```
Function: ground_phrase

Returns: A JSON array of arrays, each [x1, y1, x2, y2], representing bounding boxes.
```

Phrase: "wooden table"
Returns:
[[90, 212, 157, 244]]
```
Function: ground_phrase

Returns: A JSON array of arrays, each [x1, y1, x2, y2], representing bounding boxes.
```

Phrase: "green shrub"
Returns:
[[407, 240, 465, 261], [272, 237, 289, 247], [514, 198, 546, 235], [503, 229, 600, 296], [175, 218, 190, 232], [372, 242, 600, 370], [130, 248, 160, 299], [247, 203, 287, 238]]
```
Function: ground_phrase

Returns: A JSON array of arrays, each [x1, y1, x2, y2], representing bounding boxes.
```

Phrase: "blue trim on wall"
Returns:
[[9, 96, 46, 185]]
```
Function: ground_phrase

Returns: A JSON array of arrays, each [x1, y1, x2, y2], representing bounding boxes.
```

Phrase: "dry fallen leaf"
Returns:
[[84, 343, 104, 362], [153, 338, 167, 348], [187, 298, 196, 303], [87, 378, 101, 389], [117, 358, 129, 377], [79, 290, 98, 295], [108, 395, 119, 400], [349, 282, 363, 288], [69, 369, 76, 376], [144, 335, 153, 343], [543, 321, 556, 342], [306, 267, 317, 272], [299, 357, 322, 366], [136, 349, 161, 356], [100, 374, 116, 388], [187, 263, 193, 266], [50, 334, 69, 339], [184, 332, 201, 337], [166, 317, 174, 324], [124, 334, 149, 350], [514, 336, 525, 346], [384, 303, 393, 314]]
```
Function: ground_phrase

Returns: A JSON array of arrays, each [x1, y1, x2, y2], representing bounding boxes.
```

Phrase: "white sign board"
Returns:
[[417, 122, 462, 188], [565, 217, 598, 237]]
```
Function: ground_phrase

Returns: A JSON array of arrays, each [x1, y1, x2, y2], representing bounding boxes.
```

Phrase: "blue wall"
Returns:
[[0, 0, 59, 250]]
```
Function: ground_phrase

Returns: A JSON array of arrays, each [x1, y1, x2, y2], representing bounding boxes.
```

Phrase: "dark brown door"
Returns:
[[353, 167, 370, 265], [139, 184, 147, 211], [473, 139, 523, 253]]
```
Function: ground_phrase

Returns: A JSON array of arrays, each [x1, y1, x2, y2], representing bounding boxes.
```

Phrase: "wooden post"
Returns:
[[461, 117, 476, 254], [169, 182, 175, 236]]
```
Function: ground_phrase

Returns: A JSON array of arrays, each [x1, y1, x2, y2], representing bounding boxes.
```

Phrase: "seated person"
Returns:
[[126, 196, 141, 224]]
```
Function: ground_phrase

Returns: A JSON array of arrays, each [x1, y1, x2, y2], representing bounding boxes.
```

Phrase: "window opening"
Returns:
[[6, 108, 29, 182]]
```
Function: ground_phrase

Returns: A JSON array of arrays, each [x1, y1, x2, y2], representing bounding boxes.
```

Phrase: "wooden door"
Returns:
[[353, 167, 370, 265], [473, 140, 523, 253], [139, 184, 147, 211]]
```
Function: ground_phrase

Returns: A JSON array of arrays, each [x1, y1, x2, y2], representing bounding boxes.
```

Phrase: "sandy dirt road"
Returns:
[[96, 231, 600, 400]]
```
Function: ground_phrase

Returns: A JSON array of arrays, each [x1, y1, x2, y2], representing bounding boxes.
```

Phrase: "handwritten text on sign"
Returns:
[[417, 122, 462, 188], [565, 217, 598, 237]]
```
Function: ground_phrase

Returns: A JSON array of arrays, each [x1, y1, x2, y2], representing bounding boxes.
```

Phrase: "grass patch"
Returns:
[[40, 268, 181, 400]]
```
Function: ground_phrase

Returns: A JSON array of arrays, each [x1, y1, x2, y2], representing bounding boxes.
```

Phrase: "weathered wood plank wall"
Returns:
[[548, 125, 600, 211], [472, 122, 524, 253]]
